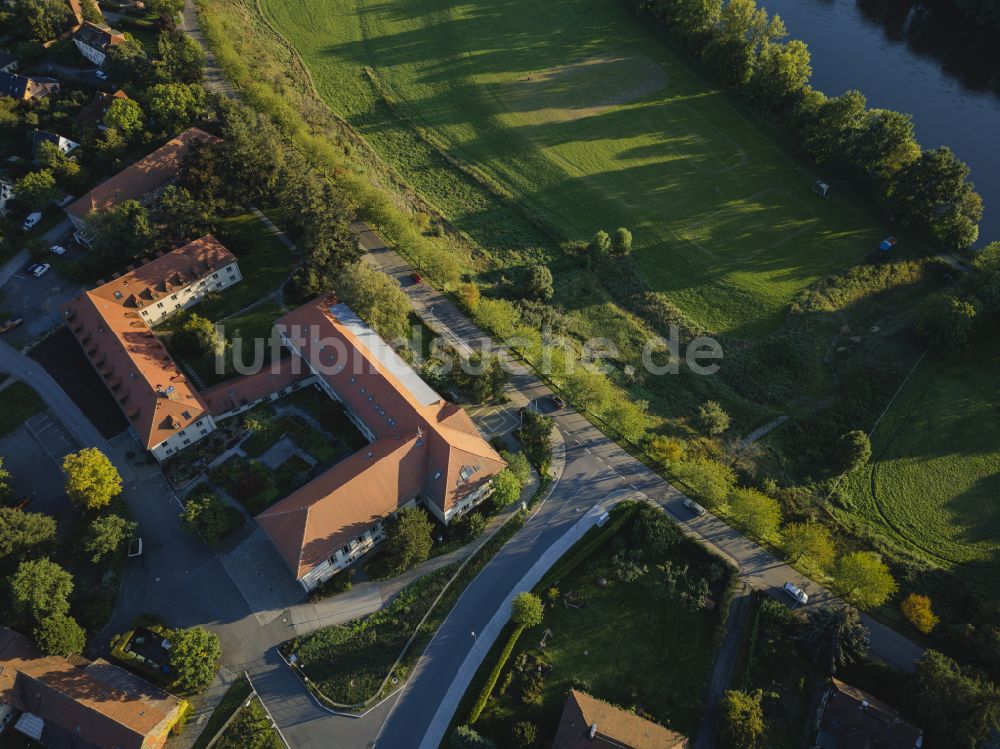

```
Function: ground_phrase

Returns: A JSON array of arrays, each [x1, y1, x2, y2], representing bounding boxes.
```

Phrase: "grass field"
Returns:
[[0, 381, 45, 437], [847, 335, 1000, 567], [260, 0, 883, 336]]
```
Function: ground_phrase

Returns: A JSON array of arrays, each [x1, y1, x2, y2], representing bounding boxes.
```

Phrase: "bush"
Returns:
[[34, 613, 86, 656], [179, 490, 241, 545], [468, 624, 526, 724], [631, 503, 683, 558], [170, 627, 222, 692], [383, 506, 434, 574], [450, 725, 496, 749], [512, 720, 537, 748], [673, 458, 736, 507], [491, 469, 523, 509], [901, 593, 939, 634]]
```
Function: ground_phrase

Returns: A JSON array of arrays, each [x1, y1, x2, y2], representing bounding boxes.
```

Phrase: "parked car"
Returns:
[[549, 394, 566, 410], [128, 538, 143, 557], [49, 244, 66, 255], [95, 69, 108, 80], [22, 212, 42, 231], [683, 497, 706, 516], [32, 263, 51, 278], [782, 581, 808, 605], [0, 318, 23, 334]]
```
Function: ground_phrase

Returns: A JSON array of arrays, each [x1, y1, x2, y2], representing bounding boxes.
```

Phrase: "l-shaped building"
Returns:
[[64, 244, 505, 590]]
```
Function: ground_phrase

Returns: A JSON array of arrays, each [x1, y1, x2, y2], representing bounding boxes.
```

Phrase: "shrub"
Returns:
[[450, 725, 496, 749], [631, 503, 683, 558], [901, 593, 939, 634], [468, 624, 526, 723], [698, 400, 731, 435], [34, 613, 86, 656], [727, 488, 782, 540], [170, 627, 222, 692], [835, 552, 897, 610], [491, 469, 523, 509], [673, 458, 736, 507], [512, 720, 538, 747], [179, 490, 240, 545], [511, 591, 544, 628]]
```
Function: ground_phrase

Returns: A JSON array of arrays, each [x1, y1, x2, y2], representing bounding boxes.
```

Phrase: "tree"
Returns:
[[851, 108, 920, 182], [722, 689, 765, 748], [83, 514, 137, 563], [511, 721, 537, 748], [490, 468, 522, 509], [383, 507, 434, 573], [885, 146, 982, 249], [155, 184, 214, 244], [727, 487, 781, 539], [798, 604, 869, 674], [673, 457, 735, 507], [800, 89, 868, 166], [459, 353, 509, 403], [611, 227, 633, 256], [454, 511, 487, 542], [457, 282, 481, 312], [511, 591, 544, 628], [901, 593, 940, 634], [0, 508, 56, 564], [36, 141, 81, 186], [104, 98, 143, 138], [34, 613, 86, 656], [14, 0, 72, 42], [748, 38, 811, 112], [0, 456, 9, 499], [833, 430, 871, 474], [647, 436, 684, 467], [10, 558, 73, 621], [588, 230, 611, 265], [63, 449, 122, 511], [697, 400, 731, 435], [783, 522, 835, 569], [335, 262, 411, 342], [517, 409, 553, 469], [526, 264, 554, 302], [104, 36, 151, 84], [913, 650, 1000, 748], [169, 626, 221, 692], [80, 0, 102, 23], [500, 450, 532, 486], [450, 725, 496, 749], [917, 293, 979, 349], [219, 102, 287, 201], [173, 313, 226, 358], [147, 83, 207, 135], [647, 0, 722, 47], [86, 200, 155, 268], [146, 0, 184, 15], [632, 502, 683, 557], [15, 169, 58, 209], [156, 30, 205, 83], [180, 491, 237, 545], [835, 551, 896, 609]]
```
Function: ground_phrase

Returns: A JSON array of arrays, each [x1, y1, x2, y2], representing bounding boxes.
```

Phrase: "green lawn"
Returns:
[[202, 210, 297, 319], [846, 336, 1000, 567], [191, 678, 253, 749], [0, 381, 45, 437], [260, 0, 883, 336]]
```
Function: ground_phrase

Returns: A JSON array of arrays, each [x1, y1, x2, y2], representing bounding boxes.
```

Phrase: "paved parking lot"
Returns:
[[0, 418, 72, 520], [25, 411, 79, 462], [1, 245, 85, 345]]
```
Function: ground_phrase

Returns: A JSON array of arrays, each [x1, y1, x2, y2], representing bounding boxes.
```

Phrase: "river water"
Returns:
[[758, 0, 1000, 244]]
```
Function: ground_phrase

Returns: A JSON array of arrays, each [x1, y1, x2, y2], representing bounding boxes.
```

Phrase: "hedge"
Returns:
[[467, 623, 526, 724], [534, 502, 639, 593]]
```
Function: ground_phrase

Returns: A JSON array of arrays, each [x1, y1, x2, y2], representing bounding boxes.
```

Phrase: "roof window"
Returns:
[[113, 291, 122, 300]]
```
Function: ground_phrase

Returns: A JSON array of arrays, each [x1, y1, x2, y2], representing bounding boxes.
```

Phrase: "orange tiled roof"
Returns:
[[552, 690, 689, 749], [256, 296, 506, 577], [66, 128, 220, 220], [200, 355, 311, 416], [0, 629, 183, 749], [62, 235, 237, 449]]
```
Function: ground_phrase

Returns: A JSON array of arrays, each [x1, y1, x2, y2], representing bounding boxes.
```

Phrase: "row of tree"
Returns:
[[635, 0, 983, 249]]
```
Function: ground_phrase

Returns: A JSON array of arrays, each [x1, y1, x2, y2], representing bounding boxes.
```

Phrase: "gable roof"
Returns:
[[0, 629, 183, 749], [200, 354, 311, 416], [66, 128, 220, 221], [0, 72, 59, 100], [553, 690, 689, 749], [61, 235, 237, 449], [33, 129, 80, 156], [74, 21, 125, 51], [256, 296, 506, 577], [817, 678, 923, 749]]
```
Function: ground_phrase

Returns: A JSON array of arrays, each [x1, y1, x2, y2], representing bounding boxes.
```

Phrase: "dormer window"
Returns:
[[113, 291, 122, 300]]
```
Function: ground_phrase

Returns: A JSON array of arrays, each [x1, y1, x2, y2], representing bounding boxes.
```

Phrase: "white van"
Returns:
[[22, 212, 42, 231], [782, 582, 808, 605], [683, 497, 706, 516]]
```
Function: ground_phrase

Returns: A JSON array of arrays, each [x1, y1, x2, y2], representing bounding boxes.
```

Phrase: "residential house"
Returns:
[[73, 22, 126, 67], [64, 127, 220, 234], [33, 129, 80, 158], [78, 88, 129, 130], [0, 180, 13, 216], [256, 296, 506, 590], [0, 628, 185, 749], [0, 50, 16, 74], [814, 678, 923, 749], [0, 72, 60, 101], [552, 690, 689, 749], [62, 235, 243, 460]]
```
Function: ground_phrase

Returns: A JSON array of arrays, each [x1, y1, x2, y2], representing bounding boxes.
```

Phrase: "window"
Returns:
[[200, 429, 208, 435], [181, 410, 192, 419], [228, 266, 235, 274], [178, 429, 186, 436], [341, 545, 350, 557], [165, 448, 174, 455], [216, 283, 222, 288], [156, 302, 164, 308], [113, 291, 122, 300], [433, 471, 442, 480], [459, 465, 480, 482], [212, 273, 219, 279], [182, 439, 190, 445]]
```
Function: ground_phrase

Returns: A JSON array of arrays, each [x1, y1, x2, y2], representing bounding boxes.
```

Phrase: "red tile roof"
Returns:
[[66, 128, 220, 221], [62, 235, 237, 449], [0, 629, 183, 749], [200, 355, 310, 416], [552, 690, 689, 749], [256, 296, 506, 578]]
